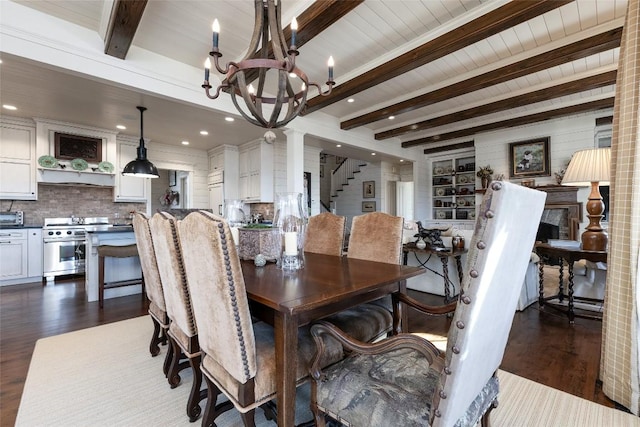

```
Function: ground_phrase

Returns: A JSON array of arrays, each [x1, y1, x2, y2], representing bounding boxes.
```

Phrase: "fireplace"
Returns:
[[535, 186, 582, 241]]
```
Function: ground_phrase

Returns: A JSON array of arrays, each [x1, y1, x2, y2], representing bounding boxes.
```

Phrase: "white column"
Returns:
[[283, 129, 305, 194]]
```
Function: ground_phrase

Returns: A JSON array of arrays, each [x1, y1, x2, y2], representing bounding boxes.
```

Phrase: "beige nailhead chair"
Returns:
[[131, 212, 171, 374], [149, 212, 204, 422], [304, 212, 346, 256], [308, 182, 547, 427], [178, 211, 345, 426]]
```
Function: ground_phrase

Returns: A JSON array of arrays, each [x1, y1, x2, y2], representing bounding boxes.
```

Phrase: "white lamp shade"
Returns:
[[562, 147, 611, 186]]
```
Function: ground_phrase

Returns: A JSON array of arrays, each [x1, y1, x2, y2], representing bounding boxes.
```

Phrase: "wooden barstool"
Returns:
[[98, 244, 145, 308]]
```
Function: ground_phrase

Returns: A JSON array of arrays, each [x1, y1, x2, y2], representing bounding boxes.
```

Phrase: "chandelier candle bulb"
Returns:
[[290, 17, 297, 47], [284, 231, 298, 256], [204, 58, 211, 82], [328, 56, 334, 81], [212, 19, 220, 49]]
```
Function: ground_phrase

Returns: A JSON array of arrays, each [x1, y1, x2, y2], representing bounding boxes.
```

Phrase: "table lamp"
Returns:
[[561, 147, 611, 251]]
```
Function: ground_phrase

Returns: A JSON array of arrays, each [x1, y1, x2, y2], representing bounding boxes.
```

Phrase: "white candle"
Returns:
[[230, 227, 239, 245], [284, 231, 298, 256]]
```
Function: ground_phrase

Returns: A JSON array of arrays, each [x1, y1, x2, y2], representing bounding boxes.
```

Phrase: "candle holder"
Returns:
[[274, 192, 305, 271], [223, 199, 246, 245]]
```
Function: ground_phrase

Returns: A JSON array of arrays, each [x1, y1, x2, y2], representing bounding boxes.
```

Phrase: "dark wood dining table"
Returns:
[[240, 252, 425, 427]]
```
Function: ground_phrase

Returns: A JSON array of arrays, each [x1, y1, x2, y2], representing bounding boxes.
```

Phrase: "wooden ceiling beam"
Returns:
[[423, 141, 475, 156], [303, 0, 572, 115], [344, 27, 622, 130], [399, 97, 615, 150], [376, 70, 618, 140], [104, 0, 148, 59]]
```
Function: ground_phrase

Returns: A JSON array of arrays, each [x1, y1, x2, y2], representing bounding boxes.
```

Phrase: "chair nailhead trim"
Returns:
[[168, 219, 196, 335], [485, 210, 495, 218], [477, 241, 486, 249], [434, 410, 441, 417], [491, 181, 503, 191], [217, 221, 251, 381], [444, 367, 452, 375], [452, 346, 460, 354], [456, 321, 465, 329], [462, 295, 471, 304], [469, 269, 478, 278], [439, 390, 447, 399]]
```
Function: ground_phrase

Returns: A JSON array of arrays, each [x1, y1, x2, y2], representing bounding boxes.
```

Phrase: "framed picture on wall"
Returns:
[[54, 132, 102, 163], [362, 201, 376, 212], [169, 170, 177, 187], [363, 181, 375, 198], [508, 137, 550, 178]]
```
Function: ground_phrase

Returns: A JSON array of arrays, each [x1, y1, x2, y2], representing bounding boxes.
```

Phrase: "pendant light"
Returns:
[[122, 106, 159, 178]]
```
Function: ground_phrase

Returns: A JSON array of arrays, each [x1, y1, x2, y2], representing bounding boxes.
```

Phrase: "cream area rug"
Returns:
[[16, 316, 640, 427]]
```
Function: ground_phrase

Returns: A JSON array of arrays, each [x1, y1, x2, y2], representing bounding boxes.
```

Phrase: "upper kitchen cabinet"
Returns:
[[207, 145, 239, 200], [114, 138, 148, 202], [239, 140, 273, 203], [0, 118, 37, 200]]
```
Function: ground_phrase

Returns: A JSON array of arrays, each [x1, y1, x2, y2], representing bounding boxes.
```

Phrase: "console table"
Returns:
[[403, 243, 467, 303], [535, 242, 607, 322]]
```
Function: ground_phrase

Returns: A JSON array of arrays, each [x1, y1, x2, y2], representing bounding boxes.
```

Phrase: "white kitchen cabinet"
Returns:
[[114, 141, 148, 202], [0, 120, 37, 200], [0, 229, 28, 281], [239, 141, 273, 202], [209, 183, 224, 216], [208, 145, 239, 200], [27, 228, 43, 278]]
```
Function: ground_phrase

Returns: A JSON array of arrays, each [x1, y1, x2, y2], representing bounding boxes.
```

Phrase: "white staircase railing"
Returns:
[[331, 158, 365, 197]]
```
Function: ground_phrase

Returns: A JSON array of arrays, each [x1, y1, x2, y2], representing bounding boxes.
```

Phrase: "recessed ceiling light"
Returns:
[[347, 98, 354, 103], [400, 159, 404, 162], [182, 141, 190, 145], [200, 130, 209, 135], [388, 116, 395, 120], [289, 73, 297, 78], [371, 152, 376, 156], [0, 59, 3, 64], [2, 104, 17, 110], [225, 117, 234, 122], [336, 144, 342, 148], [116, 125, 126, 130]]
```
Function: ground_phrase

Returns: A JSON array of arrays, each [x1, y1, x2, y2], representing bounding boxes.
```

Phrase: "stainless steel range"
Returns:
[[43, 217, 111, 281]]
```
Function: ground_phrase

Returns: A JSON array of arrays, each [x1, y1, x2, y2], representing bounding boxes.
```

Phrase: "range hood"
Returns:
[[37, 168, 115, 187]]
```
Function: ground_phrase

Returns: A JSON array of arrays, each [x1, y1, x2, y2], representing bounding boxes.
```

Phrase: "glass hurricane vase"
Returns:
[[274, 192, 305, 271]]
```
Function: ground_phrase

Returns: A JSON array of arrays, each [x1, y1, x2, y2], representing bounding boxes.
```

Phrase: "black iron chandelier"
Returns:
[[202, 0, 335, 129]]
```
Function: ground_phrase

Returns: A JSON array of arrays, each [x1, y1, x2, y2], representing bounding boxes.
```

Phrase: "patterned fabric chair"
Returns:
[[149, 212, 204, 422], [309, 182, 547, 427], [131, 212, 171, 375], [304, 212, 346, 256], [178, 211, 345, 426]]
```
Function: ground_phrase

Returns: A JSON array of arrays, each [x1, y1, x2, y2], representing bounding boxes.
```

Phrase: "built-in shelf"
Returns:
[[37, 167, 115, 186]]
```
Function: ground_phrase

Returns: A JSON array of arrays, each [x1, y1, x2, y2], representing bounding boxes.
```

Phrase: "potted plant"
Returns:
[[476, 165, 494, 189]]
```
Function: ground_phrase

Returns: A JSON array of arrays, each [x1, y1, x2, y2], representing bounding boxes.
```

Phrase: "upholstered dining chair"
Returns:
[[309, 181, 547, 427], [177, 211, 345, 427], [304, 212, 346, 256], [131, 212, 171, 374], [149, 212, 205, 422], [304, 211, 399, 344]]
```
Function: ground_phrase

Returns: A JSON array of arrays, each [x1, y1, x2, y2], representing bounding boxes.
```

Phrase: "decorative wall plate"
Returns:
[[436, 188, 445, 196], [434, 167, 444, 175], [38, 155, 58, 168], [437, 211, 446, 219], [98, 161, 114, 173], [458, 175, 468, 184], [71, 158, 88, 171]]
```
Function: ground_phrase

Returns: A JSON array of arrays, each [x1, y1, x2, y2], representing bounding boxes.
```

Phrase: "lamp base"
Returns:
[[581, 229, 608, 252]]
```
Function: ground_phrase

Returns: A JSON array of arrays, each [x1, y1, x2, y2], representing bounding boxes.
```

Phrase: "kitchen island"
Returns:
[[85, 226, 142, 303]]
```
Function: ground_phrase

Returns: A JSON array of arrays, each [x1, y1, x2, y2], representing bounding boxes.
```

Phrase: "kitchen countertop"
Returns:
[[85, 225, 134, 233], [0, 225, 43, 229]]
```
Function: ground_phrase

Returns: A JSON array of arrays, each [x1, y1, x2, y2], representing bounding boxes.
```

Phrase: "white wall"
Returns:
[[332, 162, 381, 233]]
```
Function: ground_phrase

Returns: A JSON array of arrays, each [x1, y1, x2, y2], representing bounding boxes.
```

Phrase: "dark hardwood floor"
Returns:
[[0, 276, 617, 427]]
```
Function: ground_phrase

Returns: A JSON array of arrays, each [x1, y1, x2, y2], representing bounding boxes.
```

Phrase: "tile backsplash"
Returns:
[[0, 184, 144, 226]]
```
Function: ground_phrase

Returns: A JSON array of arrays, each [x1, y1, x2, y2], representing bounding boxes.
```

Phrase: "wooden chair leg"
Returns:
[[240, 409, 256, 427], [149, 317, 162, 357], [166, 337, 183, 388], [98, 255, 105, 309], [201, 375, 234, 427], [481, 398, 498, 427], [163, 332, 172, 377], [187, 355, 204, 422]]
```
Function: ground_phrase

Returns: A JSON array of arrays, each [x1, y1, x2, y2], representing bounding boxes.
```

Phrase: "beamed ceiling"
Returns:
[[0, 0, 626, 158]]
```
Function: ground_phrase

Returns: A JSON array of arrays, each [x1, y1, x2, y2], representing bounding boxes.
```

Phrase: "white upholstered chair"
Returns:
[[309, 181, 547, 427]]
